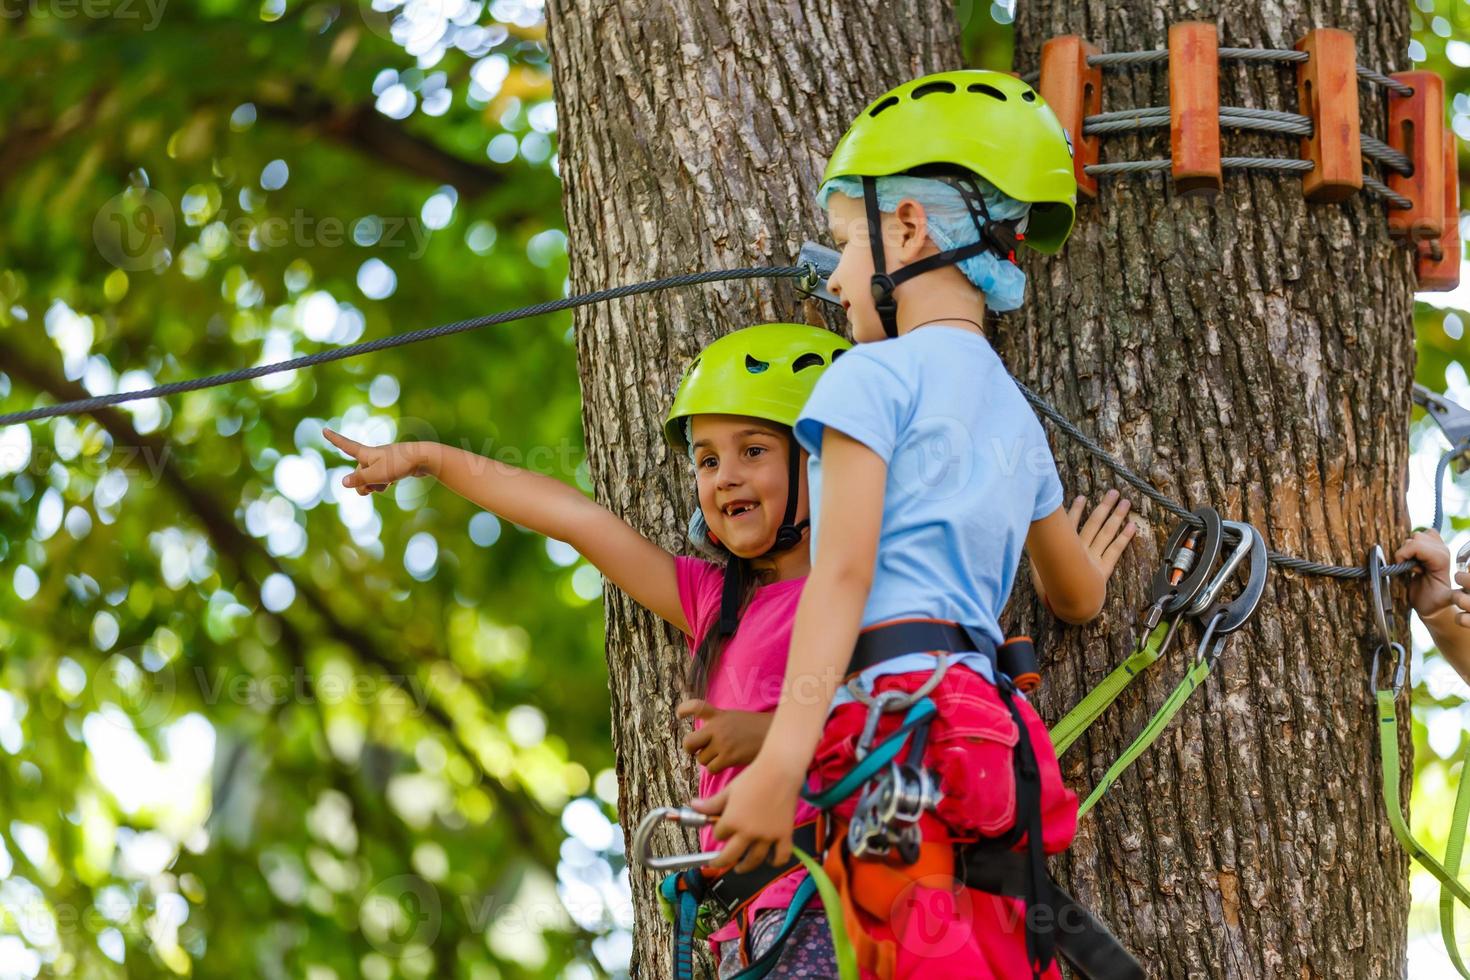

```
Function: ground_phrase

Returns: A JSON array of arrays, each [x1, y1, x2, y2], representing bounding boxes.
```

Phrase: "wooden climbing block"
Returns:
[[1417, 129, 1461, 291], [1387, 70, 1445, 245], [1295, 28, 1361, 202], [1039, 35, 1103, 198], [1169, 21, 1222, 195]]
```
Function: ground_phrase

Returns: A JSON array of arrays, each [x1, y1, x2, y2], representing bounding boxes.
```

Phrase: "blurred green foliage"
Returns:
[[0, 1, 1465, 977]]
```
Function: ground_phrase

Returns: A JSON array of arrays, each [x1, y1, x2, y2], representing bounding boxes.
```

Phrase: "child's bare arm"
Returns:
[[325, 429, 689, 634], [1026, 490, 1137, 624], [1029, 491, 1138, 618]]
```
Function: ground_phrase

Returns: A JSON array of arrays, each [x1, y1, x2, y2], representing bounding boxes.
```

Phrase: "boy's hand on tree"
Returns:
[[676, 699, 773, 773], [324, 428, 434, 496], [690, 757, 802, 873], [1033, 490, 1140, 604]]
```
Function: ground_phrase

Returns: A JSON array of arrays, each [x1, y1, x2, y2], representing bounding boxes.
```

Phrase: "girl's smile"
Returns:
[[690, 414, 810, 575]]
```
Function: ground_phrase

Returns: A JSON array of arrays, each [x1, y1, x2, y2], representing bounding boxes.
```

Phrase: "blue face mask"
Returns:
[[818, 174, 1031, 312]]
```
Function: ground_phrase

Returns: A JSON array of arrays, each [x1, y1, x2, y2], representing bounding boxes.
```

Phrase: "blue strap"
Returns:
[[802, 698, 937, 810], [665, 870, 701, 980]]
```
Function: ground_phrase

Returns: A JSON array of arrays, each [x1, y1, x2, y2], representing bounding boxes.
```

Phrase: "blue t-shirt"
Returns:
[[794, 326, 1064, 643]]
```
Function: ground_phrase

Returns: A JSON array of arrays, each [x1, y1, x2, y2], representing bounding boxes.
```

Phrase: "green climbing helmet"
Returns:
[[664, 323, 851, 451], [822, 69, 1078, 254]]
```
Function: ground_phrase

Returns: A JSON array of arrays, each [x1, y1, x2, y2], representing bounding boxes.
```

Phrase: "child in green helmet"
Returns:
[[698, 71, 1142, 979], [324, 323, 848, 976]]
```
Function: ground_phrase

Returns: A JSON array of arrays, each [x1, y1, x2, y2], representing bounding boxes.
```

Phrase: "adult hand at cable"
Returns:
[[1396, 529, 1470, 685]]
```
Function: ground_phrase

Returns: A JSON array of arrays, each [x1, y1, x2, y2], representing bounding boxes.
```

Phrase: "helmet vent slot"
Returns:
[[791, 353, 825, 372], [911, 81, 956, 100], [869, 96, 900, 117], [744, 355, 770, 374], [967, 83, 1007, 101]]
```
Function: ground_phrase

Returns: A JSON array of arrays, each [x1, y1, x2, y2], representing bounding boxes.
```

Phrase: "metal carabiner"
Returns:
[[632, 806, 722, 872], [1369, 641, 1408, 699], [847, 653, 950, 760], [795, 241, 842, 309], [1192, 522, 1269, 663], [1186, 521, 1254, 617], [1148, 507, 1227, 618], [1366, 544, 1396, 653], [851, 688, 914, 761]]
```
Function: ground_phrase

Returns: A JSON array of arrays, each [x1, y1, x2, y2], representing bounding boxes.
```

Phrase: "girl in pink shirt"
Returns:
[[324, 322, 850, 976]]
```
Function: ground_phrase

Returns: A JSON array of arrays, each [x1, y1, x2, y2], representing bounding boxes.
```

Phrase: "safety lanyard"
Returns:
[[1051, 621, 1173, 757], [1365, 546, 1470, 976], [1049, 509, 1223, 757]]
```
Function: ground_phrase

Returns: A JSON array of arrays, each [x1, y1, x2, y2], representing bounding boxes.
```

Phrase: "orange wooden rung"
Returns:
[[1039, 35, 1102, 199], [1417, 128, 1461, 291], [1295, 28, 1361, 202], [1169, 21, 1222, 195], [1387, 70, 1445, 245]]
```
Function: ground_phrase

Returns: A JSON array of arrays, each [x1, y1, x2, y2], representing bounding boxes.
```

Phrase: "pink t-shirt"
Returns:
[[675, 557, 821, 941]]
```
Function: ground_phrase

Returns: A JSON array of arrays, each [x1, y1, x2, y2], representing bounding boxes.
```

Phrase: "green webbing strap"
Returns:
[[1051, 623, 1172, 756], [792, 847, 858, 980], [1376, 688, 1470, 972], [1078, 655, 1214, 818], [1442, 739, 1470, 980]]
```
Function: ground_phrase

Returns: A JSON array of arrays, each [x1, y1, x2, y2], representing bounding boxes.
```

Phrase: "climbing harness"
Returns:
[[793, 620, 1144, 980], [1366, 546, 1470, 978], [1023, 25, 1461, 291]]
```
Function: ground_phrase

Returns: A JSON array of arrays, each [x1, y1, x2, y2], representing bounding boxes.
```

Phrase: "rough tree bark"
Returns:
[[544, 2, 961, 972], [1005, 3, 1415, 978], [550, 0, 1418, 975]]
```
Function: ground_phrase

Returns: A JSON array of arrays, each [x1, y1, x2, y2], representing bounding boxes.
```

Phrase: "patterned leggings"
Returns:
[[716, 908, 837, 978]]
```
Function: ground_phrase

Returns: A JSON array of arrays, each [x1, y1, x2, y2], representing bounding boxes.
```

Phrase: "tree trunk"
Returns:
[[1007, 4, 1414, 977], [544, 3, 962, 973]]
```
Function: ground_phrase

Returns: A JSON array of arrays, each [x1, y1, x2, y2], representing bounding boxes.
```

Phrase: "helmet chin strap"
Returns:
[[862, 175, 1022, 340], [764, 431, 808, 555], [717, 432, 807, 637]]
